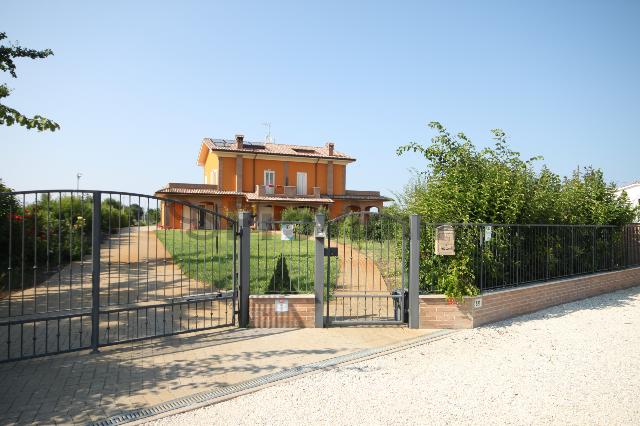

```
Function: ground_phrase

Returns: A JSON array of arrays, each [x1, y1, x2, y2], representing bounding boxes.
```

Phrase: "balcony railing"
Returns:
[[254, 185, 322, 198]]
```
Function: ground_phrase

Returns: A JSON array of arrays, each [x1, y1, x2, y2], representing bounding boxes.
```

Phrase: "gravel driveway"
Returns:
[[151, 286, 640, 425]]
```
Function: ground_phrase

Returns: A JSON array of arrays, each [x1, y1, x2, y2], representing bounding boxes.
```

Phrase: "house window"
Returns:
[[296, 172, 307, 195], [264, 170, 275, 194], [210, 169, 218, 186]]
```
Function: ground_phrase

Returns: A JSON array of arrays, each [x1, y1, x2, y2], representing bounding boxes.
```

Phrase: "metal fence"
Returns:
[[324, 211, 409, 325], [3, 188, 640, 361], [0, 190, 237, 362], [420, 223, 640, 294], [251, 220, 316, 294]]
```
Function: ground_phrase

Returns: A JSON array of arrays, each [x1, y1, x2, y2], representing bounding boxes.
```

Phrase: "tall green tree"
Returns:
[[0, 32, 59, 131], [396, 121, 637, 225]]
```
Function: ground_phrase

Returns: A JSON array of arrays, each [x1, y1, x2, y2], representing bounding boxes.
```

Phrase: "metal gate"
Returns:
[[0, 190, 238, 362], [325, 211, 408, 326]]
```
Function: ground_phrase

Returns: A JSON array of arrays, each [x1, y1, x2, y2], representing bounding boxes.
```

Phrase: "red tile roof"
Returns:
[[202, 139, 356, 161], [155, 183, 243, 196], [332, 190, 393, 202]]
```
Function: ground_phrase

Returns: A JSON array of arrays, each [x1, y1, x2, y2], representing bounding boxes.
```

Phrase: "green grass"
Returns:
[[156, 229, 338, 294]]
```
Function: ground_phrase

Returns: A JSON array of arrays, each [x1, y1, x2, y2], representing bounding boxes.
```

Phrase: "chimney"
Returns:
[[326, 142, 335, 156], [235, 134, 244, 149]]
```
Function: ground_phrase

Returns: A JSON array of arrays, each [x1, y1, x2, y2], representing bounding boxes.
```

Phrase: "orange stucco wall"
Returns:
[[203, 151, 219, 185], [160, 202, 183, 229], [287, 161, 316, 193], [219, 157, 236, 191], [200, 146, 350, 196], [242, 157, 254, 192], [200, 149, 348, 196], [329, 201, 343, 218], [253, 158, 286, 190], [315, 163, 327, 193], [186, 150, 373, 227], [333, 164, 346, 195], [159, 195, 382, 229]]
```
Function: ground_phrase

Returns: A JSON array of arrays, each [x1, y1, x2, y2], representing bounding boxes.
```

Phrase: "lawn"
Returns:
[[156, 229, 338, 294]]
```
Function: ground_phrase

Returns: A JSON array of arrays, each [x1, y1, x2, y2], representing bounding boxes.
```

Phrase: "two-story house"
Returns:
[[155, 134, 391, 229]]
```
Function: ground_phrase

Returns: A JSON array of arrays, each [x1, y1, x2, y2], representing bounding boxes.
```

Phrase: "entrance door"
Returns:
[[259, 206, 274, 230], [325, 211, 408, 326], [296, 172, 307, 195]]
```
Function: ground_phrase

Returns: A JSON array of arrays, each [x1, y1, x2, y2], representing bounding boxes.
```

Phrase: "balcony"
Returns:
[[253, 185, 323, 199]]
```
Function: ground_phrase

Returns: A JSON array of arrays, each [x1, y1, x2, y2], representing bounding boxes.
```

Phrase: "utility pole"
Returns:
[[76, 173, 83, 190]]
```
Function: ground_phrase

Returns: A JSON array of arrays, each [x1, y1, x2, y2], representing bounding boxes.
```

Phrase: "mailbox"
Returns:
[[324, 247, 338, 257]]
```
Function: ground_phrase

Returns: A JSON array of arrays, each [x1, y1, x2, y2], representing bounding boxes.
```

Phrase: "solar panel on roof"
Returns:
[[243, 143, 266, 149]]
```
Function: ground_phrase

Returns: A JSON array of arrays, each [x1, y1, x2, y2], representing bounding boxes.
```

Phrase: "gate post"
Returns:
[[238, 211, 251, 328], [314, 213, 326, 328], [91, 191, 102, 353], [409, 214, 420, 329]]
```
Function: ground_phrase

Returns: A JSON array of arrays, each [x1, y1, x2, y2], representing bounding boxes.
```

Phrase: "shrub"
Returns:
[[281, 207, 315, 235], [269, 254, 291, 293], [396, 122, 638, 299]]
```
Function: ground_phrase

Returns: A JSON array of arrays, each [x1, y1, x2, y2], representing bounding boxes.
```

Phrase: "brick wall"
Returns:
[[419, 267, 640, 329], [249, 294, 316, 328], [418, 295, 474, 329]]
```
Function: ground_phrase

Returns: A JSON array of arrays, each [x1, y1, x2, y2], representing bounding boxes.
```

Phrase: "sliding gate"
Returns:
[[325, 211, 408, 326], [0, 190, 238, 362]]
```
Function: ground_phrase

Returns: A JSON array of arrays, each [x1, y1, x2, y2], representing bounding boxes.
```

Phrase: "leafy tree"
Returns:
[[0, 181, 19, 293], [396, 122, 638, 299], [129, 203, 144, 223], [145, 208, 161, 225], [396, 122, 637, 225], [0, 32, 59, 131]]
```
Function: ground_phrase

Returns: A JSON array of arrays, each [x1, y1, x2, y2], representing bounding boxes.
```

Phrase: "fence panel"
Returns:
[[421, 222, 640, 295]]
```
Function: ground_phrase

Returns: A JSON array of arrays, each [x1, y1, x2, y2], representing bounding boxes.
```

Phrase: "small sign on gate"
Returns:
[[324, 247, 338, 257], [281, 224, 295, 241], [275, 298, 289, 313], [435, 225, 455, 255], [484, 225, 493, 243]]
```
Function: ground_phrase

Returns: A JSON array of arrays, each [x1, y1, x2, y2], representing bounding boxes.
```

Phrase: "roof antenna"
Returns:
[[262, 122, 272, 143]]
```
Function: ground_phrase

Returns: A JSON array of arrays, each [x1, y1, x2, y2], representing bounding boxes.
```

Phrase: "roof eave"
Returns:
[[208, 147, 355, 162], [197, 142, 210, 166]]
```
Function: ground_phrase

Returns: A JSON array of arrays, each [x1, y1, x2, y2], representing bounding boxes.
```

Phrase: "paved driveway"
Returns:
[[0, 226, 225, 361], [0, 325, 433, 425], [153, 285, 640, 426]]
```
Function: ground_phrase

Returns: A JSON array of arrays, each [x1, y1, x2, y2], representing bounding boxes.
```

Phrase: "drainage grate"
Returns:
[[90, 329, 455, 426]]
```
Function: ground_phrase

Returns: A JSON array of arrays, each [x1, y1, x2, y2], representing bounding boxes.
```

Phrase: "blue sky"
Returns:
[[2, 1, 639, 198]]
